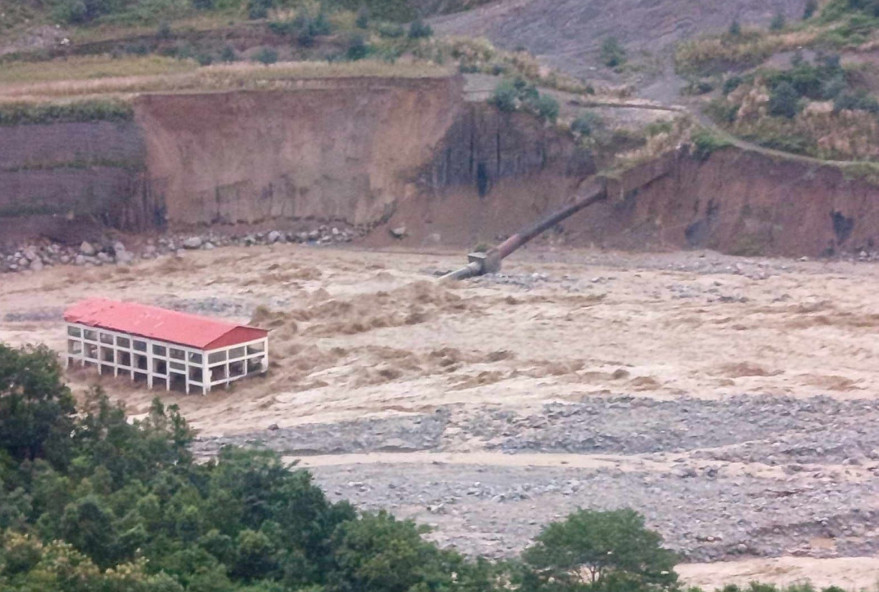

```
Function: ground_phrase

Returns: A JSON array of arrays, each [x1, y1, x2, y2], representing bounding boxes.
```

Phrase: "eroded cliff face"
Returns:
[[4, 76, 879, 258], [135, 77, 465, 228], [565, 149, 879, 257], [0, 120, 153, 244], [381, 104, 594, 246]]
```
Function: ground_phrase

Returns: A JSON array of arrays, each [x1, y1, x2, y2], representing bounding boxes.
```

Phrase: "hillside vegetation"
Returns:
[[679, 0, 879, 161]]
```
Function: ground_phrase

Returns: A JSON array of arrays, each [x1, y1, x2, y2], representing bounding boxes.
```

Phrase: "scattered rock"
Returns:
[[183, 236, 203, 249]]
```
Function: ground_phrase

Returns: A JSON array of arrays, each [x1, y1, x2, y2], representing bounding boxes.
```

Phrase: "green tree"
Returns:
[[599, 37, 626, 68], [408, 18, 433, 39], [491, 80, 518, 112], [255, 48, 279, 65], [768, 81, 802, 118], [728, 19, 742, 37], [0, 344, 76, 468], [522, 509, 678, 592], [347, 34, 369, 60], [536, 94, 560, 123], [328, 511, 456, 592], [248, 0, 273, 20], [571, 112, 603, 136], [804, 0, 818, 19], [59, 494, 119, 569]]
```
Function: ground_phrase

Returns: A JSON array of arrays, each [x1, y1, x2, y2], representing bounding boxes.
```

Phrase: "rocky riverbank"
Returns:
[[191, 394, 879, 563], [1, 224, 361, 274]]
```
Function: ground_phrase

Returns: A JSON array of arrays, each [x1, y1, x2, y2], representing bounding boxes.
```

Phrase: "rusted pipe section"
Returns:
[[440, 178, 607, 281]]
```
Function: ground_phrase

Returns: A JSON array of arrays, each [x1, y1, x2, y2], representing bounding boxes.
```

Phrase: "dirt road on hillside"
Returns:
[[4, 244, 879, 586]]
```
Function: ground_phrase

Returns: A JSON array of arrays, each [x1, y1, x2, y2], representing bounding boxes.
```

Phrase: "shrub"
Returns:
[[311, 10, 333, 36], [770, 11, 786, 31], [723, 75, 744, 94], [834, 90, 879, 113], [768, 80, 802, 118], [684, 78, 715, 95], [254, 47, 278, 65], [408, 18, 433, 39], [706, 99, 739, 124], [645, 120, 674, 136], [600, 36, 627, 68], [247, 0, 273, 20], [728, 19, 742, 37], [298, 25, 315, 47], [157, 21, 171, 39], [220, 45, 237, 62], [535, 93, 559, 123], [692, 129, 732, 160], [571, 111, 603, 136], [765, 54, 846, 100], [804, 0, 818, 19], [191, 0, 215, 9], [347, 34, 369, 60], [491, 80, 518, 112]]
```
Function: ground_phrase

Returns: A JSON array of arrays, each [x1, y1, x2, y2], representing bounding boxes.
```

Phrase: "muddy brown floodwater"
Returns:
[[4, 244, 879, 587]]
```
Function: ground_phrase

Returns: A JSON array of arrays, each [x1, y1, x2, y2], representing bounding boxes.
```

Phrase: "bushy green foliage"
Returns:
[[764, 53, 846, 101], [600, 36, 626, 68], [804, 0, 819, 19], [51, 0, 124, 24], [691, 129, 732, 160], [705, 98, 739, 124], [408, 18, 433, 39], [0, 343, 499, 592], [833, 89, 879, 113], [254, 47, 278, 65], [768, 81, 802, 118], [535, 94, 559, 123], [0, 345, 75, 468], [271, 9, 334, 47], [522, 508, 678, 592], [491, 79, 520, 112], [845, 0, 879, 17], [346, 34, 370, 60], [728, 19, 742, 37], [490, 78, 558, 122], [0, 99, 134, 126], [722, 75, 744, 95], [247, 0, 272, 20], [571, 111, 604, 136]]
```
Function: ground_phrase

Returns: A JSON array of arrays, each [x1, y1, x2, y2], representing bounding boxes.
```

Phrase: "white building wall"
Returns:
[[65, 323, 268, 395]]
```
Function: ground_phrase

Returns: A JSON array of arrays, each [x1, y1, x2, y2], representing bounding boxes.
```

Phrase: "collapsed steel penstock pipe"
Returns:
[[440, 179, 607, 282]]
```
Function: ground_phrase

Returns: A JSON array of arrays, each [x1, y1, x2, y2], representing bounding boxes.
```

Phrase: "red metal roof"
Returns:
[[64, 298, 268, 350]]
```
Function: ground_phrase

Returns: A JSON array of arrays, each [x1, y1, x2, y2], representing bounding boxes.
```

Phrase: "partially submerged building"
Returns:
[[64, 298, 269, 394]]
